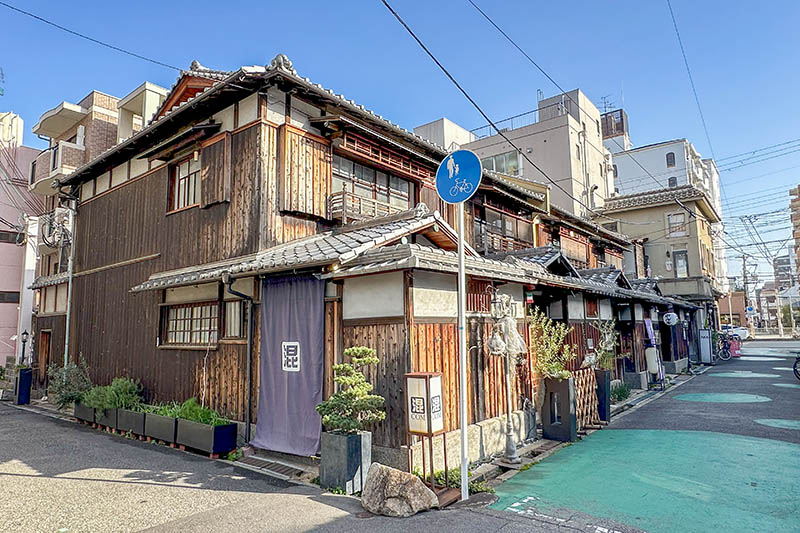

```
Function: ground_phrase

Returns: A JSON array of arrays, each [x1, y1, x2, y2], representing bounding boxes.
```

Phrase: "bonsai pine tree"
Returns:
[[315, 346, 386, 434]]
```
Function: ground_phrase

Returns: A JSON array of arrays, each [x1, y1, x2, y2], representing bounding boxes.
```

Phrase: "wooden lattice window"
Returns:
[[168, 157, 201, 212], [164, 302, 218, 345]]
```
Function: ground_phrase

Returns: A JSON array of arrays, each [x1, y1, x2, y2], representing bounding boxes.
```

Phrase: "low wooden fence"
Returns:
[[572, 367, 600, 432]]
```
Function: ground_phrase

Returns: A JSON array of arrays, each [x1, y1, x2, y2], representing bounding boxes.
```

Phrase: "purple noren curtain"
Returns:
[[251, 275, 324, 456]]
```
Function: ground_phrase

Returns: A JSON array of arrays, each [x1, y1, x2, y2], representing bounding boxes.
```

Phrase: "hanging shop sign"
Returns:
[[663, 312, 679, 326], [404, 372, 444, 436]]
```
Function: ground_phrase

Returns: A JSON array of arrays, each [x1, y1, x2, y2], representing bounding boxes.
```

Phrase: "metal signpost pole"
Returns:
[[456, 201, 469, 501], [434, 149, 481, 502]]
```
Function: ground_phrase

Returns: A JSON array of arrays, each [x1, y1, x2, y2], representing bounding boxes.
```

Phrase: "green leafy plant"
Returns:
[[412, 467, 495, 495], [315, 346, 386, 434], [327, 486, 346, 495], [610, 382, 632, 402], [107, 377, 142, 409], [226, 448, 243, 462], [47, 361, 93, 408], [81, 385, 111, 409], [586, 319, 619, 371], [0, 366, 6, 381], [175, 398, 230, 426], [527, 307, 577, 380]]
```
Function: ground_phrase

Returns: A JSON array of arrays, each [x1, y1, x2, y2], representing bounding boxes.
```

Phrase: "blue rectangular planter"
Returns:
[[13, 368, 32, 405], [595, 369, 612, 422], [176, 419, 237, 455], [144, 413, 178, 443]]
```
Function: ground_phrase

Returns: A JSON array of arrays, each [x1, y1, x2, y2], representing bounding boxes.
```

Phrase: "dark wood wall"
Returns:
[[69, 122, 268, 421]]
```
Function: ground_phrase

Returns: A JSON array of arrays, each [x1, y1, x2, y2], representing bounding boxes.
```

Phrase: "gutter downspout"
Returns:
[[63, 202, 76, 367], [222, 272, 254, 443]]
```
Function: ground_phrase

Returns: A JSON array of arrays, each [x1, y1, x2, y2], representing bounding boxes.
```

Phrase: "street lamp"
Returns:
[[487, 288, 525, 464], [20, 330, 29, 366]]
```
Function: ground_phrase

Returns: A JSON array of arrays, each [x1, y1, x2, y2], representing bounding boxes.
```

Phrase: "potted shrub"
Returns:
[[108, 378, 144, 435], [586, 319, 619, 422], [82, 385, 117, 429], [175, 398, 237, 457], [144, 403, 179, 443], [527, 308, 578, 442], [315, 346, 386, 495], [48, 361, 93, 421]]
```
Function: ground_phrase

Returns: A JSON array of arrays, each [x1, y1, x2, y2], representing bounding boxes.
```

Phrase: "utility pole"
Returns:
[[742, 255, 755, 337]]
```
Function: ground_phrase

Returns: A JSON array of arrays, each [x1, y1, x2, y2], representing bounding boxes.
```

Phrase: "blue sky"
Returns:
[[1, 0, 798, 282]]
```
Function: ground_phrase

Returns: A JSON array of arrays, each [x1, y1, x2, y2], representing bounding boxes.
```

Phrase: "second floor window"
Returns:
[[667, 213, 687, 237], [481, 151, 520, 176], [668, 176, 678, 187], [332, 154, 412, 209], [666, 152, 676, 168], [168, 157, 201, 212], [674, 250, 689, 278]]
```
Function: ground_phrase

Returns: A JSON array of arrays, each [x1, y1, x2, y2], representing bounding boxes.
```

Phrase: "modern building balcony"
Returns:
[[327, 191, 405, 224], [29, 140, 86, 195], [38, 207, 72, 253]]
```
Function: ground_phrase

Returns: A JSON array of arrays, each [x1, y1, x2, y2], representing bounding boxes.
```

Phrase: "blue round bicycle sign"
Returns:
[[435, 150, 482, 204]]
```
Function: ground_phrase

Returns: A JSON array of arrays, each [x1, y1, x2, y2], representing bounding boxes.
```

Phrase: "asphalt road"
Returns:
[[0, 402, 574, 532], [492, 340, 800, 533]]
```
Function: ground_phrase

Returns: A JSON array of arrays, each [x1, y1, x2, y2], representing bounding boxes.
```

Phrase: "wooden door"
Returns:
[[38, 330, 51, 386]]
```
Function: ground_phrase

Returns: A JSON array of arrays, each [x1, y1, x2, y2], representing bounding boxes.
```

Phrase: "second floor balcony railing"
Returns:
[[327, 191, 405, 224], [473, 219, 532, 255]]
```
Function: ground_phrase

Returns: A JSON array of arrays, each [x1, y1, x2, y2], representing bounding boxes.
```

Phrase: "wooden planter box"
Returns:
[[95, 408, 118, 428], [319, 431, 372, 495], [74, 402, 95, 423], [176, 419, 237, 455], [117, 408, 145, 435], [144, 413, 178, 443]]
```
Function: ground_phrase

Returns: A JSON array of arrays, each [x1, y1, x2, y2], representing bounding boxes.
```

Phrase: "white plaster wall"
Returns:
[[413, 271, 456, 318], [548, 300, 563, 319], [111, 163, 127, 187], [266, 88, 285, 125], [80, 180, 94, 201], [130, 156, 149, 179], [344, 272, 404, 320], [222, 278, 255, 301], [95, 171, 110, 194], [567, 293, 584, 320], [619, 305, 632, 321], [599, 299, 613, 320], [238, 93, 259, 126], [634, 304, 644, 321], [497, 283, 525, 319], [165, 283, 219, 303], [213, 105, 235, 132], [290, 97, 322, 136]]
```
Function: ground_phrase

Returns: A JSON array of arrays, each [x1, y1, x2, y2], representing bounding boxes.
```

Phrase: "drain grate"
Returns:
[[238, 456, 305, 478]]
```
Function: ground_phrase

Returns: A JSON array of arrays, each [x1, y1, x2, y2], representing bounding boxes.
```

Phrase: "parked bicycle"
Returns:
[[794, 353, 800, 381], [717, 331, 732, 361]]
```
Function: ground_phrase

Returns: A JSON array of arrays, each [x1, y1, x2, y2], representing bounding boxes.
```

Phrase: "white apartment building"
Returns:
[[602, 110, 728, 292], [414, 89, 614, 217]]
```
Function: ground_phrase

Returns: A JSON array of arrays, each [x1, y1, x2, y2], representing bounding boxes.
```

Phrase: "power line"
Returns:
[[379, 0, 613, 222], [0, 1, 180, 72], [666, 0, 715, 161], [716, 137, 800, 162]]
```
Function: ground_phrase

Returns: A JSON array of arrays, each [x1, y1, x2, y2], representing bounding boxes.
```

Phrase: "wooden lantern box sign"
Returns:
[[404, 372, 460, 507]]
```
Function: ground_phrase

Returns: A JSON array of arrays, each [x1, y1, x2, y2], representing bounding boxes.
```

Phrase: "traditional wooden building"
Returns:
[[28, 54, 696, 466]]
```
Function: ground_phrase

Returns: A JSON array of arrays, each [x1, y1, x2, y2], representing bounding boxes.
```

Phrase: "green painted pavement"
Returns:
[[772, 383, 800, 389], [675, 393, 771, 403], [710, 371, 780, 378], [492, 430, 800, 533], [755, 419, 800, 430]]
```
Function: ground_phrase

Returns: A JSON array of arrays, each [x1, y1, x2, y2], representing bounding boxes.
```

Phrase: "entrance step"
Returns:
[[237, 456, 306, 480]]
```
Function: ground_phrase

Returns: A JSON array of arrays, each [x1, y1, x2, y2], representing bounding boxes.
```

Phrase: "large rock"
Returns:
[[361, 463, 438, 517]]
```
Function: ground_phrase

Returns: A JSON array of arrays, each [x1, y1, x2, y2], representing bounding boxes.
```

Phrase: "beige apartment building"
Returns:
[[595, 185, 722, 330]]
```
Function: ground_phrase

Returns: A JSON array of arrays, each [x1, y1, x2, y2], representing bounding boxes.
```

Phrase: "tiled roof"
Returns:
[[601, 185, 708, 212], [130, 204, 470, 292], [490, 246, 581, 277], [325, 243, 546, 284], [29, 271, 69, 290], [484, 171, 548, 203], [630, 278, 661, 295], [577, 267, 631, 289], [182, 60, 232, 81]]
